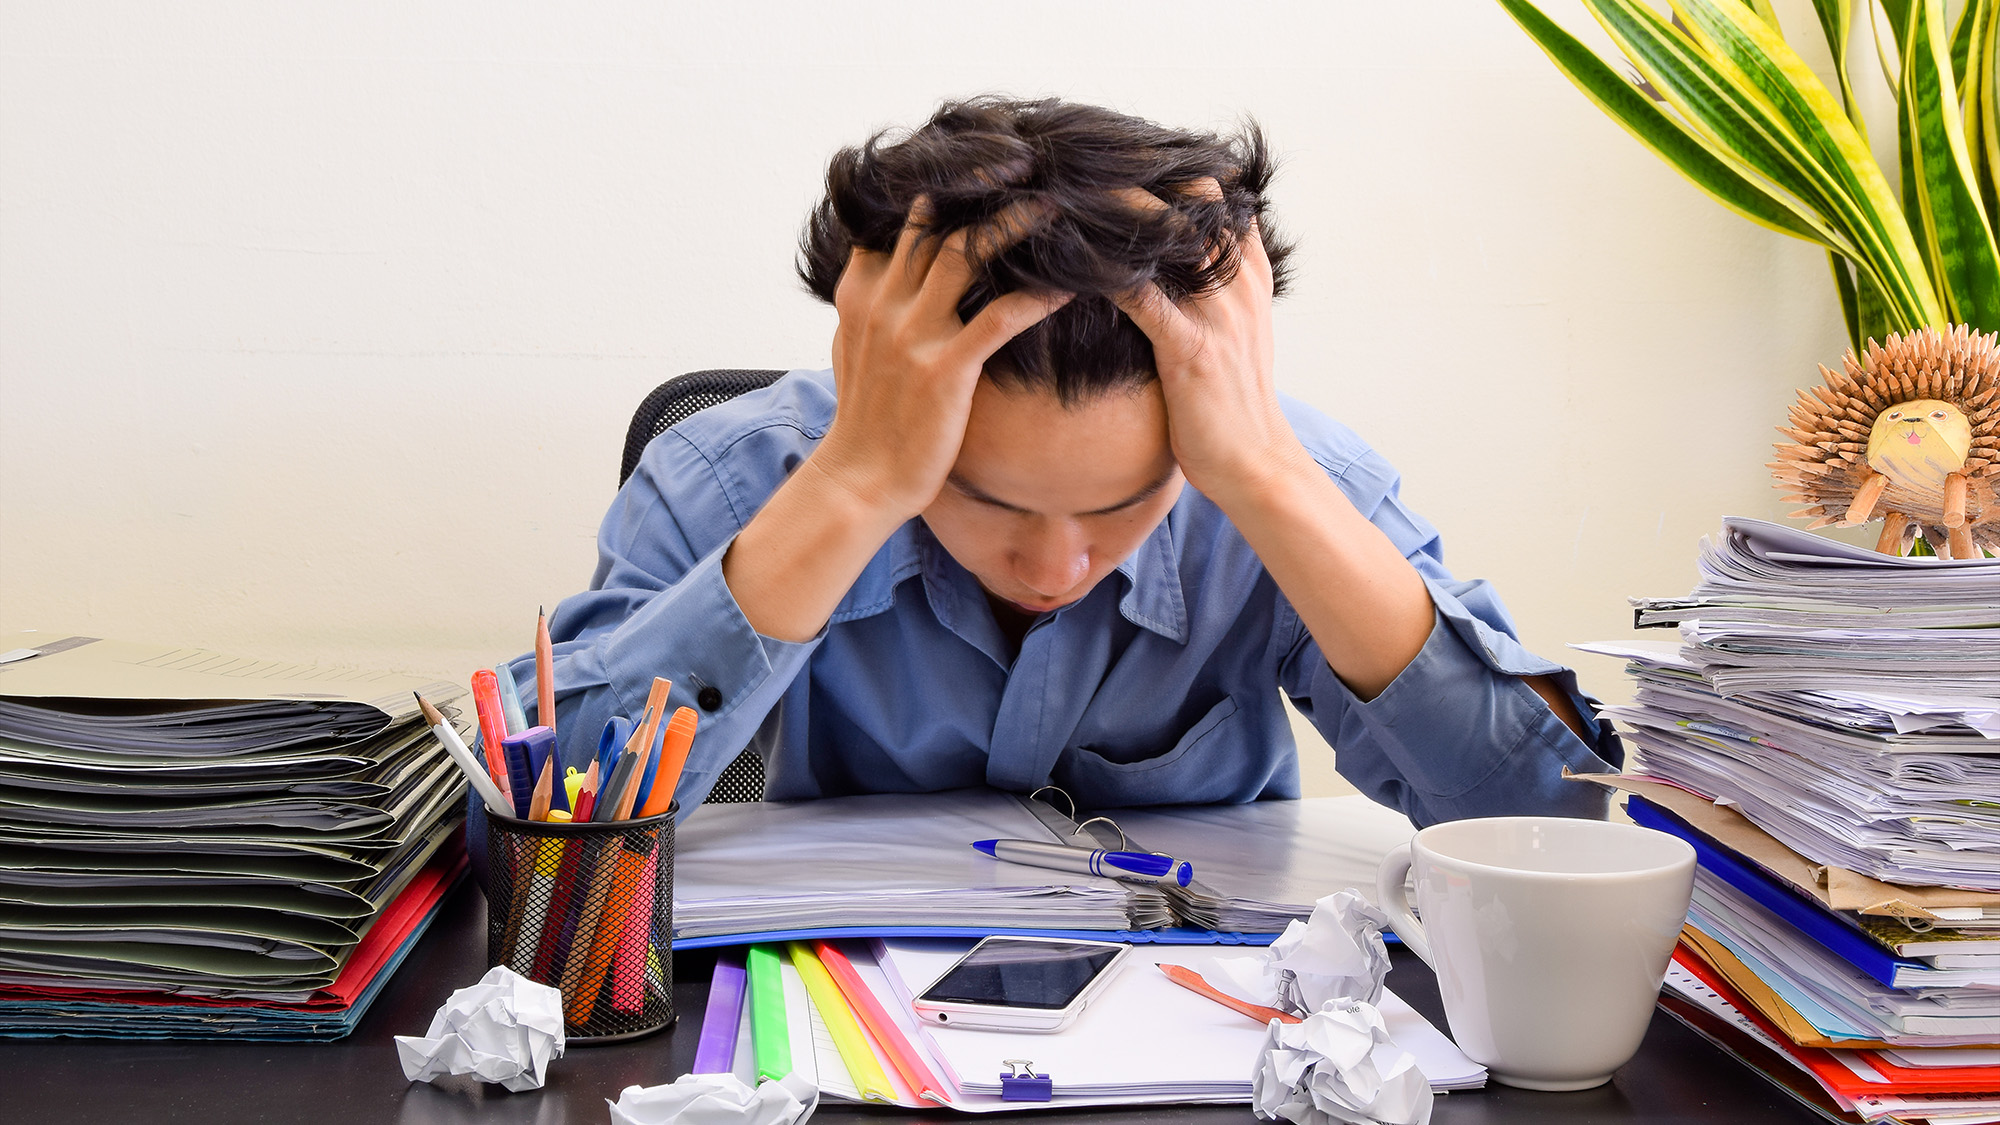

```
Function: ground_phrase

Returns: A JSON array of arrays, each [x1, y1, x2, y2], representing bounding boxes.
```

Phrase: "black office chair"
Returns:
[[621, 369, 787, 804]]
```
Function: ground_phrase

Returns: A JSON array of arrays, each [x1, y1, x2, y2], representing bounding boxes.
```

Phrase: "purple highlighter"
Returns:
[[692, 950, 749, 1074]]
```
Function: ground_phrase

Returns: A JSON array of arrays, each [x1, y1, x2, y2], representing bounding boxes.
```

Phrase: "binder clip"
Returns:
[[999, 1059, 1052, 1102]]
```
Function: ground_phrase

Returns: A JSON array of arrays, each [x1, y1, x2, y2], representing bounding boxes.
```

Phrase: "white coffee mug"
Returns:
[[1376, 816, 1694, 1091]]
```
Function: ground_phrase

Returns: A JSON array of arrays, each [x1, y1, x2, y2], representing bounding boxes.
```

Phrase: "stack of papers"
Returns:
[[1583, 518, 2000, 892], [672, 790, 1415, 945], [1586, 520, 2000, 1121], [0, 635, 471, 1039], [703, 938, 1481, 1112]]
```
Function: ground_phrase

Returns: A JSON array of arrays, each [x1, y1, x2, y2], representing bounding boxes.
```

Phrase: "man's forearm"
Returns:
[[722, 457, 909, 643], [1206, 452, 1434, 700]]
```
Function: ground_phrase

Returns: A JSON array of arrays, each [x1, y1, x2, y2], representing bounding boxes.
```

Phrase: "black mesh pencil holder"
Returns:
[[481, 806, 677, 1044]]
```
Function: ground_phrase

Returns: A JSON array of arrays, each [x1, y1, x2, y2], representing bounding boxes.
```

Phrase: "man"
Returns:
[[523, 97, 1620, 826]]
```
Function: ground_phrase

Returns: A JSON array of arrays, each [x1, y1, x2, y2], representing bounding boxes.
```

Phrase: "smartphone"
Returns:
[[912, 936, 1132, 1032]]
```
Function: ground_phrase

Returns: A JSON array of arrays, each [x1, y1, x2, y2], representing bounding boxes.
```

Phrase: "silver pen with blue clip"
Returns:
[[972, 838, 1194, 886]]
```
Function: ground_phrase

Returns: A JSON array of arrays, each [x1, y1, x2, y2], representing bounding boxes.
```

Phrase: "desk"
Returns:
[[4, 879, 1826, 1124]]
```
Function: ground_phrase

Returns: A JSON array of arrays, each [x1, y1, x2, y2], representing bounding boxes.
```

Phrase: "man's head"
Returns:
[[799, 96, 1293, 404]]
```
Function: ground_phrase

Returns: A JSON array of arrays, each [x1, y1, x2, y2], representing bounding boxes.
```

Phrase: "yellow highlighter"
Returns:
[[564, 768, 586, 813], [789, 941, 897, 1103]]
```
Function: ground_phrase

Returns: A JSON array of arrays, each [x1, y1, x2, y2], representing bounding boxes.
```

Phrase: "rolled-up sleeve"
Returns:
[[507, 421, 821, 815], [1274, 438, 1623, 827]]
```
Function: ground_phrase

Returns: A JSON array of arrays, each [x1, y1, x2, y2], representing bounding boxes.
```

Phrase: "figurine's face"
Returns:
[[1866, 398, 1973, 486]]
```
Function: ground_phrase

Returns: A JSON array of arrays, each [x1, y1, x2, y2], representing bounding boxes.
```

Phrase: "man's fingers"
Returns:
[[891, 196, 941, 279], [952, 289, 1072, 364], [1114, 281, 1199, 353], [918, 197, 1055, 310], [1237, 215, 1275, 297]]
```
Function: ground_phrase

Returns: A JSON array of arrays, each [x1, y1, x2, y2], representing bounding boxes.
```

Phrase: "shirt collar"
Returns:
[[827, 508, 1189, 646], [1112, 507, 1188, 644]]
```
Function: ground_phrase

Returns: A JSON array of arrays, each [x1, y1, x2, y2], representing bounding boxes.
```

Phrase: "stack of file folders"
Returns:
[[1581, 517, 2000, 1123], [0, 635, 472, 1040], [671, 788, 1417, 946]]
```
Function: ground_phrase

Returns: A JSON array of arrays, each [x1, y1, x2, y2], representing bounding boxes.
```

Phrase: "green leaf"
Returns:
[[1857, 258, 1898, 345], [1806, 0, 1867, 142], [1493, 0, 1854, 249], [1963, 0, 2000, 226], [1830, 251, 1863, 351], [1590, 0, 1938, 327], [1903, 0, 2000, 330], [1671, 0, 1944, 326], [1952, 0, 1980, 101]]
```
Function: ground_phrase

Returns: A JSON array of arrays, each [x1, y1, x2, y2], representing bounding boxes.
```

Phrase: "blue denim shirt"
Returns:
[[515, 368, 1620, 827]]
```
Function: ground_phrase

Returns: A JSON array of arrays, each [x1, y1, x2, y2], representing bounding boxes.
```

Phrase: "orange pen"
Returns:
[[637, 708, 697, 819]]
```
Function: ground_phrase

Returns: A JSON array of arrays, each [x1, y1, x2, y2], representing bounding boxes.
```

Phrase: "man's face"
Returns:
[[921, 378, 1184, 616]]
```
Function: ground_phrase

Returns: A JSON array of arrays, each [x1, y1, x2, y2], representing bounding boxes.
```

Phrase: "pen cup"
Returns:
[[480, 805, 677, 1044]]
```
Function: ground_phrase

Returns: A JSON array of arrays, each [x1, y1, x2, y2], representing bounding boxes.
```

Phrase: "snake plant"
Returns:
[[1496, 0, 2000, 351]]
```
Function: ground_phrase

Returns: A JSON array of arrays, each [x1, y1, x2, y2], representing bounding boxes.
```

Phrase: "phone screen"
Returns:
[[918, 939, 1123, 1010]]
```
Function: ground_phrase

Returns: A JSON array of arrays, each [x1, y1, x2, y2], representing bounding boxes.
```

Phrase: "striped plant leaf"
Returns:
[[1674, 0, 1943, 327], [1952, 0, 1981, 101], [1585, 0, 1933, 326], [1829, 251, 1862, 350], [1964, 0, 2000, 225], [1902, 0, 2000, 330], [1805, 0, 1866, 140], [1493, 0, 1851, 249]]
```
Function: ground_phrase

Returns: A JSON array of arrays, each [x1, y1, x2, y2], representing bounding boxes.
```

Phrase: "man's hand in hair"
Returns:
[[1111, 191, 1307, 510], [1116, 194, 1437, 702], [815, 198, 1069, 522]]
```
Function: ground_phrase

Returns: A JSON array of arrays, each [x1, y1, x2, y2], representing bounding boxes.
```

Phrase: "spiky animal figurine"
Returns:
[[1771, 325, 2000, 559]]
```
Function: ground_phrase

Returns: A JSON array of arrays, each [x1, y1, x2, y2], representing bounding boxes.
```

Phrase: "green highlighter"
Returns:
[[746, 943, 791, 1082]]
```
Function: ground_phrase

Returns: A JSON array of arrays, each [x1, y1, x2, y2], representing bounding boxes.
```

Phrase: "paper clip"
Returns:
[[999, 1059, 1053, 1102]]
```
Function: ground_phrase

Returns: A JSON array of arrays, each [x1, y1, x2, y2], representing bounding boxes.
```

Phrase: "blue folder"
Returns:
[[1626, 793, 1922, 990]]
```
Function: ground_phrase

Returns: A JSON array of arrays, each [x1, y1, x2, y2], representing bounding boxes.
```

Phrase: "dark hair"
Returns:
[[798, 97, 1295, 403]]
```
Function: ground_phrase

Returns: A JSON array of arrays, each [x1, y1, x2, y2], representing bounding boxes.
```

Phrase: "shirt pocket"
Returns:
[[1053, 696, 1248, 808]]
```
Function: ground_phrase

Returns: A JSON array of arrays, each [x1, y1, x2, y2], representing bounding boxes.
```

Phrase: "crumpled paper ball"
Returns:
[[608, 1072, 819, 1125], [1253, 997, 1433, 1125], [1209, 889, 1393, 1015], [394, 966, 566, 1093]]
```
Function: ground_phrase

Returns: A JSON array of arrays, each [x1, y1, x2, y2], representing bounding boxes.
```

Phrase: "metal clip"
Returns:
[[999, 1059, 1053, 1102]]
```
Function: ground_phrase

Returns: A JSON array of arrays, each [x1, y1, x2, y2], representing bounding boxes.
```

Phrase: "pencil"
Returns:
[[571, 838, 648, 1023], [637, 707, 696, 819], [415, 693, 513, 815], [626, 677, 672, 813], [535, 606, 556, 736], [606, 748, 643, 822], [573, 759, 601, 823], [528, 756, 554, 822]]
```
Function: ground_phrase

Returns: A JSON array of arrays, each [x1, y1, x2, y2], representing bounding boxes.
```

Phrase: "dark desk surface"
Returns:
[[5, 879, 1826, 1124]]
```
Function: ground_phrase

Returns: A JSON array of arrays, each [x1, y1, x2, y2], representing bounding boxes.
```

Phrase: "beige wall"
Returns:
[[1, 2, 1858, 796]]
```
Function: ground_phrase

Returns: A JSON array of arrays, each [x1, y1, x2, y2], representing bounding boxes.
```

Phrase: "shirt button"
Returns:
[[697, 686, 723, 712]]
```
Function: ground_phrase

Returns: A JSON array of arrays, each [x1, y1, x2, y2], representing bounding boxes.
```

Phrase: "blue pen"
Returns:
[[973, 838, 1194, 887], [493, 664, 530, 736], [500, 728, 545, 820]]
